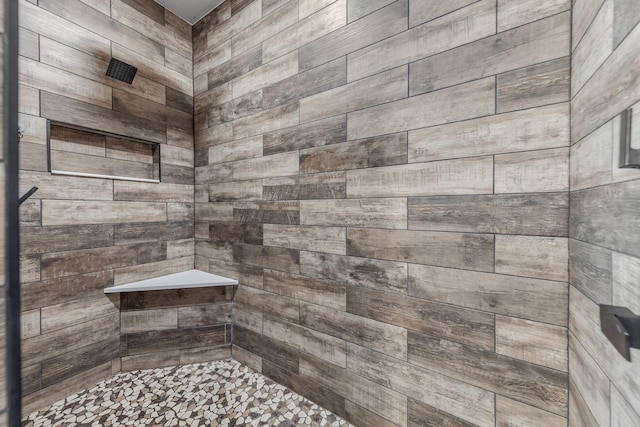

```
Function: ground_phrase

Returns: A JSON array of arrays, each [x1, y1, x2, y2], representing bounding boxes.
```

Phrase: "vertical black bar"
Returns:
[[46, 120, 52, 172], [5, 0, 22, 423], [619, 108, 640, 168], [620, 108, 631, 168], [157, 142, 162, 182]]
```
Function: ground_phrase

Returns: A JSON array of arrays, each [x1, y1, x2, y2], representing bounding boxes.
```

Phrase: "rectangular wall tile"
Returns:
[[408, 193, 568, 236], [21, 271, 114, 312], [495, 315, 568, 371], [408, 398, 477, 427], [301, 302, 407, 359], [124, 326, 227, 356], [263, 56, 346, 110], [409, 12, 570, 94], [263, 317, 346, 368], [408, 264, 568, 326], [233, 151, 299, 180], [571, 0, 613, 95], [41, 243, 165, 279], [113, 182, 193, 203], [300, 251, 407, 294], [570, 120, 613, 191], [569, 239, 612, 305], [300, 66, 407, 123], [236, 285, 299, 327], [20, 171, 113, 201], [570, 179, 640, 258], [233, 243, 299, 273], [494, 148, 569, 194], [263, 359, 349, 419], [408, 332, 568, 416], [298, 0, 407, 71], [345, 401, 398, 427], [233, 200, 299, 224], [347, 228, 495, 272], [263, 115, 346, 155], [349, 0, 496, 82], [348, 77, 495, 140], [497, 58, 570, 113], [114, 256, 194, 286], [121, 308, 178, 334], [347, 343, 495, 427], [571, 16, 640, 142], [612, 252, 640, 315], [263, 224, 346, 255], [232, 50, 298, 100], [495, 235, 568, 282], [41, 296, 115, 332], [232, 101, 299, 140], [347, 287, 495, 350], [348, 0, 395, 23], [262, 0, 346, 62], [496, 395, 567, 427], [300, 132, 407, 174], [300, 353, 408, 426], [205, 0, 261, 50], [346, 157, 493, 198], [498, 0, 570, 32], [408, 0, 477, 28], [568, 334, 610, 426], [208, 136, 263, 164], [611, 386, 640, 427], [298, 0, 335, 20], [408, 104, 570, 162], [209, 180, 263, 202], [301, 198, 407, 229], [263, 269, 346, 311], [231, 0, 298, 56], [20, 224, 114, 255], [41, 201, 166, 226]]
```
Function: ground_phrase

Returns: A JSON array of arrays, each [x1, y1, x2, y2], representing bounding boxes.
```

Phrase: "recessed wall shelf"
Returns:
[[47, 121, 161, 183], [104, 269, 239, 294]]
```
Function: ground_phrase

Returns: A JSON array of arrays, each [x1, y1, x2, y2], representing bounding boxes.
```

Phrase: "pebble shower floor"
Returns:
[[23, 359, 352, 426]]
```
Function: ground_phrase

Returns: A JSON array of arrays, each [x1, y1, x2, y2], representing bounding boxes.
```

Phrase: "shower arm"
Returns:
[[17, 123, 38, 205]]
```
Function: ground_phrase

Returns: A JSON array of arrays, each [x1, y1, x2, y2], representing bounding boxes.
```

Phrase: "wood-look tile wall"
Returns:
[[119, 286, 235, 371], [569, 0, 640, 425], [17, 0, 195, 413], [194, 1, 572, 425]]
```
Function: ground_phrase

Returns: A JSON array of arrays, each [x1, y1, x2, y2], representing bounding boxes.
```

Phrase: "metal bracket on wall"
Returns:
[[619, 108, 640, 168], [600, 305, 640, 361]]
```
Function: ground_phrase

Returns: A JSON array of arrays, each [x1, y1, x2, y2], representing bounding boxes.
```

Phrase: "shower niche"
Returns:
[[47, 121, 161, 183]]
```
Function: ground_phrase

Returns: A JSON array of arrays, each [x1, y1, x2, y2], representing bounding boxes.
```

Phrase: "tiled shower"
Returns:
[[1, 0, 639, 425]]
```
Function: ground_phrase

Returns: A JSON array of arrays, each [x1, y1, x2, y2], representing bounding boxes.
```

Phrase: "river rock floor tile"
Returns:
[[23, 359, 352, 426]]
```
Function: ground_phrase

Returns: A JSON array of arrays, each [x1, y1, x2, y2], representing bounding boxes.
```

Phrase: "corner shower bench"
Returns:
[[103, 270, 239, 372], [103, 269, 238, 293]]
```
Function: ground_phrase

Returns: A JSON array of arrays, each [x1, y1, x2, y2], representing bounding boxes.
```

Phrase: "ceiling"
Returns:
[[154, 0, 225, 25]]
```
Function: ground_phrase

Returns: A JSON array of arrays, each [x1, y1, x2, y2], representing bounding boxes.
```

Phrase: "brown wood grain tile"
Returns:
[[408, 332, 568, 416], [348, 287, 495, 351]]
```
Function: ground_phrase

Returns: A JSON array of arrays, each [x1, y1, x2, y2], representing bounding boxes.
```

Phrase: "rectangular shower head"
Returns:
[[106, 58, 138, 84]]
